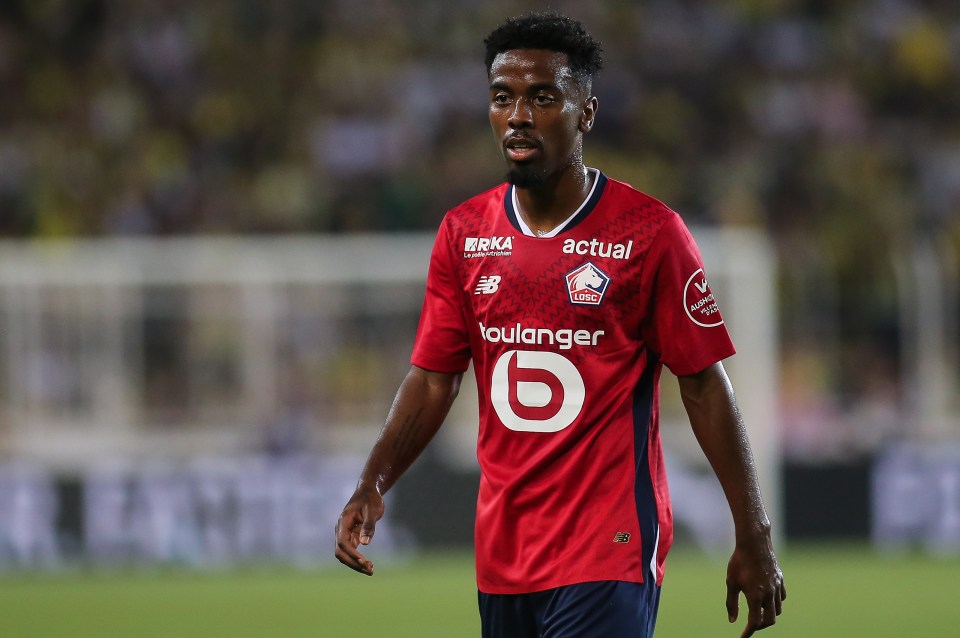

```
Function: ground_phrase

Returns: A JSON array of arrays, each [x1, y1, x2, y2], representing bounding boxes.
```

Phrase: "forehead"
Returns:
[[488, 49, 576, 88]]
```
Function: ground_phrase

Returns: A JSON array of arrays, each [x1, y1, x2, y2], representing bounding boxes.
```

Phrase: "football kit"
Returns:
[[411, 170, 736, 595]]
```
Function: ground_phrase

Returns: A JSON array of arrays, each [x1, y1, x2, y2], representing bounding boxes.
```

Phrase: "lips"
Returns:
[[504, 136, 541, 162]]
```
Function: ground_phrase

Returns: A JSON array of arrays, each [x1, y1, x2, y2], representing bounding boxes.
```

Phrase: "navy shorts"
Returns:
[[478, 579, 661, 638]]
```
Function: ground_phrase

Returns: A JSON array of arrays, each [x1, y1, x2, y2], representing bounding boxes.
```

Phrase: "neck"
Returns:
[[516, 164, 592, 234]]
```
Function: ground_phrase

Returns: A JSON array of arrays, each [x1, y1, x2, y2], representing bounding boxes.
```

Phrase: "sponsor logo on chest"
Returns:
[[562, 238, 633, 260], [464, 236, 513, 258]]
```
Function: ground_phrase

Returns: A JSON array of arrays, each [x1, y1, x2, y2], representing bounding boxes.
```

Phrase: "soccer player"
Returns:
[[336, 12, 786, 638]]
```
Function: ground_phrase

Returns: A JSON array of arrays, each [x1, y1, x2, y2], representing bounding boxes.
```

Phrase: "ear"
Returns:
[[579, 96, 598, 133]]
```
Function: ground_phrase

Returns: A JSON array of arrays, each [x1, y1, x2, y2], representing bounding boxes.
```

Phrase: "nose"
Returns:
[[508, 97, 533, 129]]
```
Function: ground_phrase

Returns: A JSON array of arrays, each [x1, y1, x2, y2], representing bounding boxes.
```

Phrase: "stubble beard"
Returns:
[[506, 165, 548, 189]]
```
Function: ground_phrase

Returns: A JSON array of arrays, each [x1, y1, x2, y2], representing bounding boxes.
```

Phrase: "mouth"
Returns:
[[504, 136, 541, 162]]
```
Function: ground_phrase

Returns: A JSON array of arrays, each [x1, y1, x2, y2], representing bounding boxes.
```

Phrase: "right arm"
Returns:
[[334, 365, 463, 575]]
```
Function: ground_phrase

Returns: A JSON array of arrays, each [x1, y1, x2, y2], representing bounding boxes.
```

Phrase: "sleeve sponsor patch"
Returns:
[[683, 268, 724, 327]]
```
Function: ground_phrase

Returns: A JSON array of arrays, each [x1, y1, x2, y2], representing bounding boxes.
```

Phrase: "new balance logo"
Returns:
[[475, 275, 501, 295], [613, 532, 631, 544]]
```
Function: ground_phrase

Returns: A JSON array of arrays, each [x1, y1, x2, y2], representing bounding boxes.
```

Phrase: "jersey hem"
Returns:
[[477, 574, 647, 596]]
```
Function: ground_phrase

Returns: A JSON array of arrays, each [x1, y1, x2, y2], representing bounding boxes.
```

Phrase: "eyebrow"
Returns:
[[489, 81, 562, 93]]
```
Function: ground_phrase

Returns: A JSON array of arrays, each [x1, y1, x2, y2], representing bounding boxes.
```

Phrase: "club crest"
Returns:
[[565, 262, 611, 306]]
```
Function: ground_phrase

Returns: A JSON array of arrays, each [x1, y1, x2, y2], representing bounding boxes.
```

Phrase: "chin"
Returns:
[[506, 167, 548, 189]]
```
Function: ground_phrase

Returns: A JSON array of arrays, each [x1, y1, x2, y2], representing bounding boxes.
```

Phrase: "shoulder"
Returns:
[[444, 183, 509, 222], [599, 175, 686, 240], [602, 176, 676, 217], [435, 182, 510, 246]]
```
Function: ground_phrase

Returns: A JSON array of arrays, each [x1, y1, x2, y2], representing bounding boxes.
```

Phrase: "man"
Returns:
[[336, 12, 786, 638]]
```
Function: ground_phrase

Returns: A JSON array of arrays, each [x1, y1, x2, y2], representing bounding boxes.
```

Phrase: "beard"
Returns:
[[506, 166, 548, 189]]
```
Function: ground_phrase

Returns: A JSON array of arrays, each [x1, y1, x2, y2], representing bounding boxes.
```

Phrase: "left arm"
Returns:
[[678, 361, 787, 638]]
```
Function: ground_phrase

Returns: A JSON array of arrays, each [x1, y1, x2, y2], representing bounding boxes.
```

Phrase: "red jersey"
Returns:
[[411, 171, 735, 594]]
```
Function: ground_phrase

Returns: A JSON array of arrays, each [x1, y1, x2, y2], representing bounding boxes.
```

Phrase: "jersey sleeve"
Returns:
[[410, 218, 472, 373], [640, 213, 736, 376]]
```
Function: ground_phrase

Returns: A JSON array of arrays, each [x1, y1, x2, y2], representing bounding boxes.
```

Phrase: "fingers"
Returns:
[[763, 592, 779, 626], [737, 594, 767, 638], [726, 581, 740, 624], [334, 512, 375, 576], [334, 487, 385, 576], [740, 596, 764, 638], [739, 581, 787, 638], [359, 504, 377, 545]]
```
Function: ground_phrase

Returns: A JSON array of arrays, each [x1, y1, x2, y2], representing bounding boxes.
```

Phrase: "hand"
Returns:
[[334, 485, 384, 576], [725, 535, 787, 637]]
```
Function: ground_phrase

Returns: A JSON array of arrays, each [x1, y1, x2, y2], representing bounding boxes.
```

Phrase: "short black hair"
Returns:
[[483, 12, 603, 84]]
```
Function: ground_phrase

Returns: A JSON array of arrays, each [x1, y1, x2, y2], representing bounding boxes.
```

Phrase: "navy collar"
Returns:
[[504, 170, 608, 236]]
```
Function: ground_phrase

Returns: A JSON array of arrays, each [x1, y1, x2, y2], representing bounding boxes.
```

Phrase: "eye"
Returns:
[[492, 93, 512, 105], [533, 94, 556, 106]]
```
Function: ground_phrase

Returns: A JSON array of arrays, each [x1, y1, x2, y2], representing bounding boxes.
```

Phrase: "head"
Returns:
[[484, 13, 603, 189]]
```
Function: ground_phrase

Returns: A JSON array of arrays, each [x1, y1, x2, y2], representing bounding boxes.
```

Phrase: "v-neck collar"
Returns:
[[504, 168, 607, 237]]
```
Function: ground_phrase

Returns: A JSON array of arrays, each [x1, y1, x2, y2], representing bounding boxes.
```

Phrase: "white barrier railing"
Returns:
[[0, 230, 780, 553]]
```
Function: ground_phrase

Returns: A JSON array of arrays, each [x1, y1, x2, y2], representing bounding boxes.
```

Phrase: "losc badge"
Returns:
[[565, 262, 611, 306]]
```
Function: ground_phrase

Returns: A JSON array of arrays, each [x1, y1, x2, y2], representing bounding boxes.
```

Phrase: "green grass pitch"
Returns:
[[0, 545, 956, 637]]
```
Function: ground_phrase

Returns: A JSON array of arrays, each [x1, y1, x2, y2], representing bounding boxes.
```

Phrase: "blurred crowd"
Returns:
[[1, 0, 958, 458]]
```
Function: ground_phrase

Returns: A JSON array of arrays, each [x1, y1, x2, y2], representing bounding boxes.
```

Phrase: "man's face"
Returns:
[[488, 49, 596, 188]]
